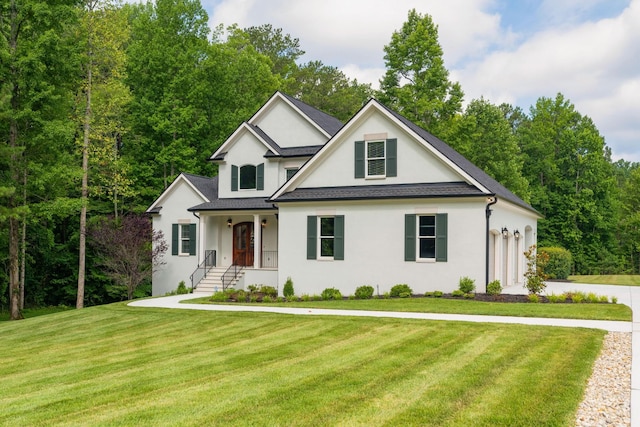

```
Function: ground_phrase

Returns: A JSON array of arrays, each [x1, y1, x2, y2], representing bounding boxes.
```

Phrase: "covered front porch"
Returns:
[[191, 209, 279, 292]]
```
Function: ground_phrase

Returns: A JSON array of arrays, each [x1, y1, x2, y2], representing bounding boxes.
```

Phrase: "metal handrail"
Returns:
[[189, 250, 216, 291], [221, 258, 244, 291]]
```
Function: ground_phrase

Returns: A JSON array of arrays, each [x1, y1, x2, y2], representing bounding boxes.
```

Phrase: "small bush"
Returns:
[[210, 291, 228, 302], [283, 277, 294, 298], [486, 280, 502, 296], [348, 294, 356, 300], [390, 284, 413, 297], [451, 289, 464, 297], [598, 295, 609, 303], [425, 292, 434, 297], [300, 294, 310, 302], [434, 290, 443, 298], [259, 286, 277, 298], [547, 293, 567, 303], [321, 287, 342, 300], [524, 245, 549, 295], [381, 292, 390, 299], [249, 295, 258, 303], [571, 292, 584, 303], [458, 277, 476, 294], [586, 292, 600, 304], [354, 285, 374, 299], [311, 294, 322, 301], [539, 247, 572, 280], [611, 296, 618, 304], [398, 291, 411, 298], [262, 295, 273, 303], [247, 284, 259, 292], [527, 294, 540, 303], [176, 281, 190, 294], [286, 294, 297, 302], [463, 293, 475, 299]]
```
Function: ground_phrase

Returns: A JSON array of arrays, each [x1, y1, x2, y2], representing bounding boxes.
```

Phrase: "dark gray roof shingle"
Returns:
[[274, 182, 486, 202], [264, 145, 323, 158], [188, 197, 276, 212], [280, 92, 344, 136], [183, 173, 218, 201]]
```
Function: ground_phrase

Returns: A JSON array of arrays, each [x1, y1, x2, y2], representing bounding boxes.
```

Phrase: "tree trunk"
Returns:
[[20, 168, 27, 310]]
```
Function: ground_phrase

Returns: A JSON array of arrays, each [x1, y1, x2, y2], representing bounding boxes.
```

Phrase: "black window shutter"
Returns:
[[189, 223, 197, 255], [307, 216, 317, 259], [231, 165, 238, 191], [257, 163, 264, 190], [386, 138, 397, 177], [334, 215, 344, 260], [404, 214, 416, 261], [354, 140, 365, 178], [436, 213, 448, 262], [171, 224, 178, 256]]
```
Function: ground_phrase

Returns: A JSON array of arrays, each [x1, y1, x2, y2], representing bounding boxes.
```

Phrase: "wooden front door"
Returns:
[[233, 222, 254, 266]]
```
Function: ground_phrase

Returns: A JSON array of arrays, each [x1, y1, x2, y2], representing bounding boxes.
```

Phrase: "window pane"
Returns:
[[320, 238, 334, 257], [181, 224, 190, 239], [367, 159, 385, 176], [320, 217, 334, 237], [239, 165, 257, 189], [286, 168, 298, 181], [419, 238, 436, 259], [367, 141, 384, 158], [181, 240, 190, 254], [419, 215, 435, 237]]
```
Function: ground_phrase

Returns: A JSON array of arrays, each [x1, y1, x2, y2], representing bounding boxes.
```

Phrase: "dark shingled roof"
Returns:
[[274, 182, 486, 202], [188, 197, 276, 212], [183, 173, 218, 201], [377, 102, 538, 214], [264, 145, 323, 158], [280, 92, 344, 136]]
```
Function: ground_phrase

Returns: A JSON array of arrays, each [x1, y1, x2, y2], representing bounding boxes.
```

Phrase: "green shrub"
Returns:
[[286, 294, 297, 302], [176, 281, 190, 294], [311, 294, 322, 301], [381, 292, 390, 299], [234, 290, 247, 302], [571, 292, 584, 303], [425, 292, 434, 297], [463, 293, 475, 299], [354, 285, 374, 299], [598, 295, 609, 303], [262, 295, 273, 303], [524, 245, 549, 295], [321, 287, 342, 300], [398, 291, 411, 298], [390, 284, 412, 297], [434, 290, 443, 298], [527, 294, 540, 303], [210, 291, 228, 302], [539, 247, 572, 280], [451, 289, 464, 297], [300, 294, 310, 302], [259, 286, 277, 298], [249, 295, 258, 303], [247, 284, 259, 292], [547, 293, 567, 303], [348, 294, 356, 300], [283, 277, 294, 298], [486, 280, 501, 296], [611, 296, 618, 304], [586, 292, 600, 304], [458, 277, 476, 294]]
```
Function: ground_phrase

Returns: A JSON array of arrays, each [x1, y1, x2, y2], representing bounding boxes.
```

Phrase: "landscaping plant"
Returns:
[[321, 287, 342, 300], [283, 277, 294, 298], [458, 276, 476, 294], [354, 285, 374, 299], [524, 245, 549, 295], [390, 284, 413, 298]]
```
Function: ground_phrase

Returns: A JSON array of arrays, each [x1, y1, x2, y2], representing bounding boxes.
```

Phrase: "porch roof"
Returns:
[[188, 197, 276, 212], [273, 182, 487, 202]]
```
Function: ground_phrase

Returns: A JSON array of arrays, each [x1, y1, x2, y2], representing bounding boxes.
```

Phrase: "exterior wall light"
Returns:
[[261, 219, 267, 228], [227, 218, 232, 227], [514, 229, 520, 240], [501, 227, 509, 239]]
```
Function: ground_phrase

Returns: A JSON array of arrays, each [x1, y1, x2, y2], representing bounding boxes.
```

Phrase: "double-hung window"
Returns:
[[171, 223, 196, 256], [404, 214, 447, 262], [307, 215, 344, 260], [355, 138, 397, 179]]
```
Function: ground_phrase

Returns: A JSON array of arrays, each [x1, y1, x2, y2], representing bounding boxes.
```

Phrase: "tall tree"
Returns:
[[0, 0, 79, 319], [445, 98, 529, 200], [379, 9, 464, 135], [518, 93, 618, 273], [243, 23, 304, 81]]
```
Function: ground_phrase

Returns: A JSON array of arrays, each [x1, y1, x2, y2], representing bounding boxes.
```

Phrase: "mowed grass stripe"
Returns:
[[0, 304, 604, 426]]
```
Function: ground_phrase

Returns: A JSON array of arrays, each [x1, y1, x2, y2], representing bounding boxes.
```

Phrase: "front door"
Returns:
[[233, 222, 254, 266]]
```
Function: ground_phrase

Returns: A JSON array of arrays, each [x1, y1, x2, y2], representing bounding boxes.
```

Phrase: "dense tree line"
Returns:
[[1, 2, 638, 316]]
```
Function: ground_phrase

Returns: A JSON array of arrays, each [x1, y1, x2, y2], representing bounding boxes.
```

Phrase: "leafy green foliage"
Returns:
[[320, 287, 342, 300], [458, 277, 476, 294], [354, 285, 374, 299], [486, 280, 502, 296], [389, 284, 413, 298], [524, 245, 549, 295], [539, 247, 573, 279], [282, 277, 294, 298], [451, 290, 464, 297]]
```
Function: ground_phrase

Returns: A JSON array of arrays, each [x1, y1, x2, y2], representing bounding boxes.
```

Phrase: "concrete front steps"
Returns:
[[193, 266, 244, 294]]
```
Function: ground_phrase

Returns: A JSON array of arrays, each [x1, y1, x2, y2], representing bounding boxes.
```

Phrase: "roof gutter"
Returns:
[[485, 196, 498, 292]]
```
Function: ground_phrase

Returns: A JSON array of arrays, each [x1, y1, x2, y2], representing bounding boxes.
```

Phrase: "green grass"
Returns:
[[189, 296, 632, 321], [569, 274, 640, 286], [0, 306, 72, 322], [0, 303, 605, 426]]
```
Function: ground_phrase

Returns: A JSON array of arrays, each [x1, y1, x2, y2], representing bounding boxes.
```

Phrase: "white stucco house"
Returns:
[[147, 91, 540, 296]]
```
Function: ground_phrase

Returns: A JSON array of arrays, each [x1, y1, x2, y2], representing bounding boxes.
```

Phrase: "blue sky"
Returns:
[[143, 0, 640, 162]]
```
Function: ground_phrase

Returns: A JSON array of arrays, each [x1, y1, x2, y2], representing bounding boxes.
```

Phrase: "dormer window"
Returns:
[[366, 140, 385, 177], [231, 163, 264, 191]]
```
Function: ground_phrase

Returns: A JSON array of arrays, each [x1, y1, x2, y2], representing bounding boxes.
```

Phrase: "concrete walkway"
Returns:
[[129, 282, 640, 426]]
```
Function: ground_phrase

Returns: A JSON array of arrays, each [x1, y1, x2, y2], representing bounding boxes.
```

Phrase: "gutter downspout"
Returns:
[[485, 196, 498, 292]]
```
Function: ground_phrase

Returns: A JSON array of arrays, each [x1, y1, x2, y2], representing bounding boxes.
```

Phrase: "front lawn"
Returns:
[[569, 274, 640, 286], [188, 295, 632, 321], [0, 303, 604, 426]]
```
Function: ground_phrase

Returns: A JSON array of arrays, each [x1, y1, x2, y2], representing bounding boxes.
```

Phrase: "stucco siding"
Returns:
[[277, 199, 488, 296], [253, 101, 328, 148]]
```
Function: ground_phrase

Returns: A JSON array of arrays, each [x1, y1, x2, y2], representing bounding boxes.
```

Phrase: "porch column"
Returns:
[[253, 214, 261, 268], [198, 214, 206, 265]]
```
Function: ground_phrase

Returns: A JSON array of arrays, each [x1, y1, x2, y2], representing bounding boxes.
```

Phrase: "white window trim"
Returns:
[[417, 215, 436, 261], [179, 224, 191, 256], [317, 216, 335, 260], [365, 140, 386, 179]]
